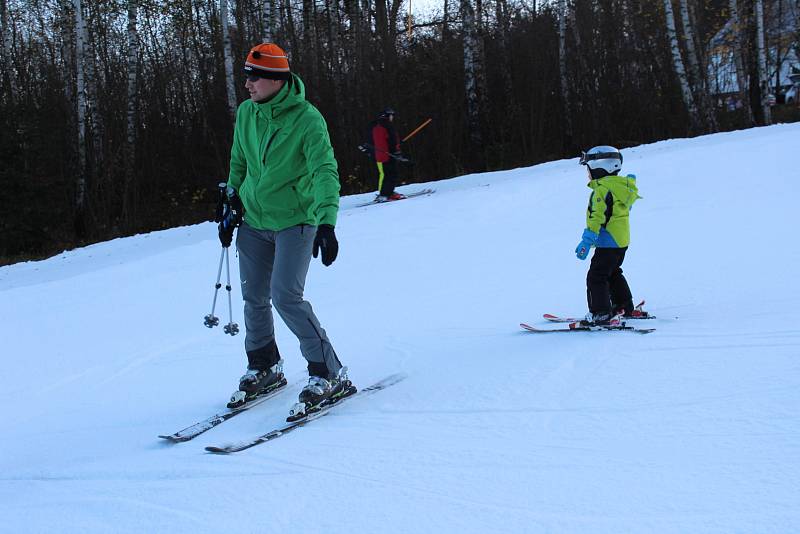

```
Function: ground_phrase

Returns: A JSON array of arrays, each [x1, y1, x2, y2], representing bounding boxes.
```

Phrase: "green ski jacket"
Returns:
[[227, 74, 340, 230], [586, 174, 640, 248]]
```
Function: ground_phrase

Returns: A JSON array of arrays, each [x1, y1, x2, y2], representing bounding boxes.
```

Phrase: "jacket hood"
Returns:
[[589, 174, 641, 208]]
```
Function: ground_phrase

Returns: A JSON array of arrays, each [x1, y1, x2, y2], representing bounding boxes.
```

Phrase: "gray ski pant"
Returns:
[[236, 222, 341, 378]]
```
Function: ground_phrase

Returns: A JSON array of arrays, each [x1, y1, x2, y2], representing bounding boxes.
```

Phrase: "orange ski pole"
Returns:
[[402, 118, 432, 143]]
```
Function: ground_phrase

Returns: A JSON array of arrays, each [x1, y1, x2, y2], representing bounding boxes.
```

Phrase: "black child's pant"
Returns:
[[587, 247, 634, 315]]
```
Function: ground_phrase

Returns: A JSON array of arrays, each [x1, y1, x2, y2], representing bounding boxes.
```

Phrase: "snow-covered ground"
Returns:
[[2, 124, 799, 533]]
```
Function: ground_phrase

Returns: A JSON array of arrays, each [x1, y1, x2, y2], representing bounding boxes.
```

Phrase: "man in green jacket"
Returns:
[[574, 145, 642, 326], [218, 43, 353, 413]]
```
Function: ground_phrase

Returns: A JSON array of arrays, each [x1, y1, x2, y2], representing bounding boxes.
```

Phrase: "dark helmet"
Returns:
[[378, 107, 397, 119]]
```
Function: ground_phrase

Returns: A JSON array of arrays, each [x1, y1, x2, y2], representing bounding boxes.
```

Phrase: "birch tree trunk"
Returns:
[[663, 0, 702, 132], [679, 0, 717, 131], [220, 0, 237, 120], [284, 0, 299, 58], [558, 0, 572, 145], [1, 0, 15, 102], [263, 0, 274, 41], [74, 0, 88, 235], [461, 0, 482, 147], [81, 2, 101, 165], [755, 0, 771, 124], [678, 0, 702, 86], [124, 0, 139, 225], [729, 0, 753, 125]]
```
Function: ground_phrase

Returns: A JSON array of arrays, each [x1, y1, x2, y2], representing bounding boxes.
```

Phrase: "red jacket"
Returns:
[[371, 118, 400, 163]]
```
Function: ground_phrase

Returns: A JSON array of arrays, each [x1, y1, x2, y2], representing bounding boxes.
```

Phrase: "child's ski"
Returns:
[[520, 322, 655, 335], [543, 300, 654, 322]]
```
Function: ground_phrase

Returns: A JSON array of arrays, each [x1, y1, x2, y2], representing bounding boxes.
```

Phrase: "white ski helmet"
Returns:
[[579, 145, 623, 176]]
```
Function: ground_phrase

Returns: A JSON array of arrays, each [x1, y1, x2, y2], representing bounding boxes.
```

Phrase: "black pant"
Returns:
[[378, 159, 398, 197], [587, 247, 634, 315]]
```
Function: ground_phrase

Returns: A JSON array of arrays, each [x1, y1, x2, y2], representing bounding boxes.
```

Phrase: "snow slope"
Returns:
[[1, 124, 799, 533]]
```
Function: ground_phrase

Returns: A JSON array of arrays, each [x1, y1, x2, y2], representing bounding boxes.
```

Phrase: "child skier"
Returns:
[[574, 145, 643, 326]]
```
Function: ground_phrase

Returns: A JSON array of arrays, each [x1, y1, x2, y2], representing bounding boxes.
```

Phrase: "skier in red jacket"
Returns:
[[369, 108, 409, 202]]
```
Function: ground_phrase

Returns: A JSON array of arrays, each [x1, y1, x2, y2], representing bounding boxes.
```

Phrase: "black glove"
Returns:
[[392, 152, 412, 164], [217, 193, 243, 248], [312, 224, 338, 266]]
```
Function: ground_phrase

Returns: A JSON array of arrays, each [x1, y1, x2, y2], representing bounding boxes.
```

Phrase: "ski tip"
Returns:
[[205, 446, 231, 454], [543, 314, 558, 319]]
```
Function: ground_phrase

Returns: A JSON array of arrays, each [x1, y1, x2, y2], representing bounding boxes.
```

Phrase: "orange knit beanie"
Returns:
[[244, 43, 291, 80]]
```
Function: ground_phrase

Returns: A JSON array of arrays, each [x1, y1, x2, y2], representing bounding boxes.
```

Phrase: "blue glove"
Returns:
[[575, 229, 598, 260]]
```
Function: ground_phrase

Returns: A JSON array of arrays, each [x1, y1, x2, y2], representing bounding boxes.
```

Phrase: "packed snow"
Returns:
[[1, 123, 799, 533]]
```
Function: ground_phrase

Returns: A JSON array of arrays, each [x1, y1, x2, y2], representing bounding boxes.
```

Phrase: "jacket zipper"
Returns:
[[262, 128, 281, 165], [251, 127, 280, 222]]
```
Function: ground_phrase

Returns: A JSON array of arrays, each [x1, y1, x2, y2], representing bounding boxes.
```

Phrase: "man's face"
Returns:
[[245, 76, 284, 102]]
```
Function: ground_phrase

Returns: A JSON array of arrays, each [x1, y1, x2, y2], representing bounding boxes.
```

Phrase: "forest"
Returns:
[[1, 0, 798, 263]]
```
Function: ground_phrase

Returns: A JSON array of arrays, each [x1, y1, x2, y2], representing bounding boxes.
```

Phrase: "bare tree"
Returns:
[[1, 0, 15, 102], [754, 0, 771, 124], [558, 0, 572, 146], [461, 0, 482, 147], [221, 0, 238, 119], [729, 0, 753, 125], [81, 1, 102, 165], [679, 0, 717, 131], [663, 0, 702, 132], [124, 0, 140, 225], [74, 0, 88, 236], [263, 0, 275, 41]]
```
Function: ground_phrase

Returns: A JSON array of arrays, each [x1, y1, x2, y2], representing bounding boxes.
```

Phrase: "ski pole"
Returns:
[[204, 247, 226, 328], [222, 247, 239, 336], [402, 118, 432, 143]]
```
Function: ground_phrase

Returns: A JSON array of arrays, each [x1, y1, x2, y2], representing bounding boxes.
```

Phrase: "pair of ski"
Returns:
[[355, 188, 435, 207], [159, 373, 406, 454], [522, 301, 656, 334]]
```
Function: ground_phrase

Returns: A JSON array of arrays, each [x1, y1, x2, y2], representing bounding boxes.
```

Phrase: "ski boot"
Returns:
[[287, 367, 356, 422], [614, 300, 653, 319], [227, 359, 286, 409], [577, 312, 622, 328], [388, 192, 407, 201]]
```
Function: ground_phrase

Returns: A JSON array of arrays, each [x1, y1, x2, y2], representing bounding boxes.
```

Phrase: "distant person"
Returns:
[[574, 145, 647, 326], [368, 108, 410, 202], [218, 42, 354, 416]]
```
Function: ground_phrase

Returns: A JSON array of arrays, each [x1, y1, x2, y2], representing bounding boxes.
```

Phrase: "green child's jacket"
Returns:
[[586, 175, 640, 248], [227, 74, 340, 230]]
